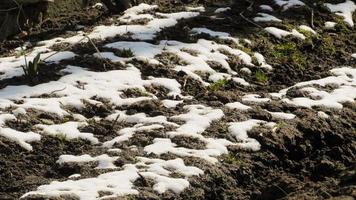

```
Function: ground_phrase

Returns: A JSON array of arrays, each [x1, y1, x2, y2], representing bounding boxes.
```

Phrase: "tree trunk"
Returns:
[[0, 0, 53, 41]]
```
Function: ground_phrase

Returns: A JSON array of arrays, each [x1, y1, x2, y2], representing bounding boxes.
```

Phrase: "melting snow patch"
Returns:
[[136, 157, 203, 193], [167, 105, 224, 138], [191, 28, 230, 37], [103, 124, 164, 148], [0, 128, 41, 151], [325, 0, 356, 27], [277, 67, 356, 109], [253, 13, 282, 22], [274, 0, 305, 11], [225, 102, 252, 110], [186, 6, 205, 12], [260, 5, 274, 12], [162, 100, 183, 108], [265, 27, 305, 39], [299, 25, 317, 35], [242, 94, 271, 103], [228, 120, 267, 151], [22, 165, 140, 200], [318, 111, 329, 119], [253, 53, 273, 70], [267, 111, 296, 120], [36, 122, 99, 144], [325, 21, 337, 29], [215, 7, 231, 13], [57, 154, 119, 169]]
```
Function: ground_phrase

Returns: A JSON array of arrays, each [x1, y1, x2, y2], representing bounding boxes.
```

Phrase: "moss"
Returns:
[[271, 41, 297, 58], [297, 29, 315, 38], [291, 53, 308, 69], [317, 35, 336, 56], [241, 46, 253, 55], [270, 41, 308, 69], [222, 153, 248, 166]]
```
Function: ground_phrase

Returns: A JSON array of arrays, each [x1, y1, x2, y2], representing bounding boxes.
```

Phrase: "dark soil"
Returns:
[[0, 0, 355, 199], [0, 136, 101, 199]]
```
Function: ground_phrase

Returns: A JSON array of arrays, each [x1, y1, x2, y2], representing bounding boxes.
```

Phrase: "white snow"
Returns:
[[57, 154, 119, 169], [162, 100, 183, 108], [103, 124, 164, 148], [260, 5, 274, 12], [253, 13, 282, 22], [265, 27, 305, 40], [268, 111, 296, 120], [22, 165, 140, 200], [299, 25, 317, 35], [276, 67, 356, 109], [36, 122, 99, 144], [186, 6, 205, 12], [192, 28, 230, 37], [69, 174, 81, 179], [274, 0, 305, 11], [254, 53, 273, 70], [167, 105, 224, 139], [0, 128, 41, 151], [325, 21, 337, 29], [318, 111, 329, 119], [137, 157, 203, 193], [325, 0, 356, 27], [242, 94, 271, 103], [228, 120, 268, 151], [215, 7, 231, 13], [225, 102, 252, 110], [2, 3, 354, 199]]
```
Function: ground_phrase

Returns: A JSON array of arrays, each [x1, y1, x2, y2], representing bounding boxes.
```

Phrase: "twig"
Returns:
[[85, 35, 110, 71], [273, 184, 289, 197], [239, 0, 263, 29], [49, 86, 67, 95], [111, 113, 121, 129], [311, 9, 315, 28], [0, 6, 19, 12]]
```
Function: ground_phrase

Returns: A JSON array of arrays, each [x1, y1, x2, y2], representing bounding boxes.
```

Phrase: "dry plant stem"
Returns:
[[49, 86, 67, 95], [85, 35, 111, 71]]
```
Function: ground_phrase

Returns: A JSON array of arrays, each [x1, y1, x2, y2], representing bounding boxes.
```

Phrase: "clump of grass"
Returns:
[[52, 134, 69, 142], [124, 88, 150, 97], [255, 70, 269, 83], [209, 79, 229, 91], [180, 48, 199, 56], [155, 52, 188, 66], [115, 48, 134, 58]]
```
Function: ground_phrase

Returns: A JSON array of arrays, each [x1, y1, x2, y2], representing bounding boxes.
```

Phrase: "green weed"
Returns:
[[209, 79, 229, 91], [22, 53, 41, 82], [255, 70, 269, 83], [115, 48, 134, 58]]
